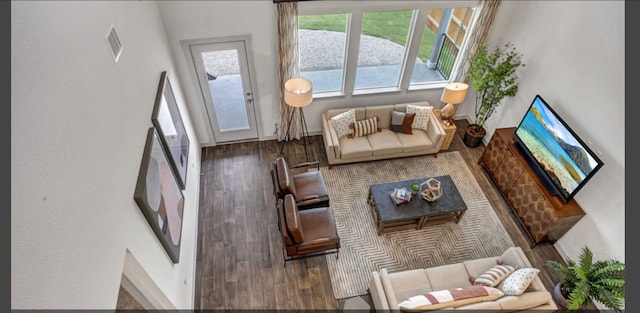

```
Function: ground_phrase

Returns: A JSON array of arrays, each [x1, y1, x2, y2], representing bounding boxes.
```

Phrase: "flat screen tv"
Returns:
[[514, 95, 604, 203]]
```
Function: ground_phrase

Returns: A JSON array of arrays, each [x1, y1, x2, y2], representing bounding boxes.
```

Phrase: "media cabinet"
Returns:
[[480, 127, 585, 247]]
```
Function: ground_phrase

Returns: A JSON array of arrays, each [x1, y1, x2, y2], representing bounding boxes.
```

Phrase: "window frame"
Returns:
[[297, 1, 480, 99]]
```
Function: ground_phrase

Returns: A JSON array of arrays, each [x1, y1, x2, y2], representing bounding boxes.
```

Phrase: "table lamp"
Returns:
[[440, 82, 469, 123]]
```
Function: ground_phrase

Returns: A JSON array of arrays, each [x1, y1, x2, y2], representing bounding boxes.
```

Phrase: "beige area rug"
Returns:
[[320, 151, 515, 300]]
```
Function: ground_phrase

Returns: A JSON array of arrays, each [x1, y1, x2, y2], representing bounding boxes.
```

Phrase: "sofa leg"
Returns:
[[328, 164, 333, 170], [434, 153, 438, 158]]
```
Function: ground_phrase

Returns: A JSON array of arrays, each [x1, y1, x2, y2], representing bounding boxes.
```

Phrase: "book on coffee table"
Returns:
[[389, 187, 411, 205]]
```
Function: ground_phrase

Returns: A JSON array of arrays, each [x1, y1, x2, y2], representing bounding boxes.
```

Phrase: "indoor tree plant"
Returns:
[[546, 246, 625, 311], [464, 42, 525, 147]]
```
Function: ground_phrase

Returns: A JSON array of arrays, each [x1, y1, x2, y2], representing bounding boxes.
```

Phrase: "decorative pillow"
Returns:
[[474, 265, 517, 287], [498, 268, 540, 296], [406, 104, 433, 132], [390, 111, 415, 134], [398, 286, 504, 311], [329, 109, 356, 139], [349, 116, 380, 138]]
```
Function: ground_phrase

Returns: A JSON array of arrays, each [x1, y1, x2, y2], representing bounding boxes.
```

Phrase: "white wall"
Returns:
[[457, 1, 625, 266], [11, 1, 200, 309]]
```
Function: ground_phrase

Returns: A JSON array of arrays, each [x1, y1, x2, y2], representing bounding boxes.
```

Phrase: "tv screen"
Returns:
[[514, 95, 604, 203]]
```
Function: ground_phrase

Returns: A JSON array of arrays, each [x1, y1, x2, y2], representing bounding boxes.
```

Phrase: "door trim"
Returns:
[[181, 35, 263, 145]]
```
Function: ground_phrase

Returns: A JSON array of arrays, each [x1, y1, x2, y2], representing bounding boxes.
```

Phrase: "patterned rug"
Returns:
[[320, 151, 515, 299]]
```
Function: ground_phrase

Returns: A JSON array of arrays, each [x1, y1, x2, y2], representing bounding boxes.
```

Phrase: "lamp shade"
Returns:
[[440, 82, 469, 104], [284, 77, 313, 108]]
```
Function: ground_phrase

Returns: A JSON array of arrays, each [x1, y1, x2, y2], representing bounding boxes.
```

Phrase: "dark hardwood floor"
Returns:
[[194, 118, 595, 310]]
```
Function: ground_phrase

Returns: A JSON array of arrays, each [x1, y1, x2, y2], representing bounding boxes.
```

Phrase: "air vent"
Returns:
[[105, 25, 123, 63]]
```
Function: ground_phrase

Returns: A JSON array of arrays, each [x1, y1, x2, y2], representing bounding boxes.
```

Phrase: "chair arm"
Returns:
[[295, 237, 340, 247], [296, 196, 329, 208], [291, 161, 320, 171]]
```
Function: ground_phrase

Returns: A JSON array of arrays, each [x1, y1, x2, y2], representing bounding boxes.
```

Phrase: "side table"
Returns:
[[433, 108, 457, 150]]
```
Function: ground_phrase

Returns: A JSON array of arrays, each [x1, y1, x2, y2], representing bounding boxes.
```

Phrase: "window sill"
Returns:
[[352, 86, 402, 96]]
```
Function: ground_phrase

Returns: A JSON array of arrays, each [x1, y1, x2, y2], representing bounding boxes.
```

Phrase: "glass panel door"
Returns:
[[189, 40, 258, 143]]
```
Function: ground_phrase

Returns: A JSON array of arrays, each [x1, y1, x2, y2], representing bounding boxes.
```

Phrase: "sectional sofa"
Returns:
[[368, 246, 557, 311]]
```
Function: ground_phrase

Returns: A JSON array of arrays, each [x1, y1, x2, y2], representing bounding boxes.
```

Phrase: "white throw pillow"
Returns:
[[498, 268, 540, 296], [406, 104, 433, 132], [330, 109, 356, 139]]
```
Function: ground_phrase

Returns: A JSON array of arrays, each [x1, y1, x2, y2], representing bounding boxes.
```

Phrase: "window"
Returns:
[[298, 4, 476, 97], [298, 13, 347, 94]]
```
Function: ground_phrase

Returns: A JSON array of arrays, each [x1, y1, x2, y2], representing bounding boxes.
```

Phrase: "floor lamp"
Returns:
[[279, 77, 313, 161]]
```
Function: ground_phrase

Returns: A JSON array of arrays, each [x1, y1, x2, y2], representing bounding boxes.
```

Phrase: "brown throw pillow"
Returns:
[[390, 111, 415, 134]]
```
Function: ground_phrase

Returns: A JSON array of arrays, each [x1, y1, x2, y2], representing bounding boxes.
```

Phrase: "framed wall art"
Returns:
[[152, 71, 189, 190], [134, 127, 185, 263]]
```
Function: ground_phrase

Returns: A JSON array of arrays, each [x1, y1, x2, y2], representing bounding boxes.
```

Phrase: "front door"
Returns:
[[188, 39, 258, 143]]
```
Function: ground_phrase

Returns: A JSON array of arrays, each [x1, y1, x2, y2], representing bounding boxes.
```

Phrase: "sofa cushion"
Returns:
[[473, 265, 516, 287], [498, 268, 540, 296], [406, 104, 433, 132], [463, 257, 505, 281], [338, 136, 372, 159], [425, 263, 472, 290], [456, 300, 502, 310], [397, 286, 504, 311], [367, 130, 404, 156], [396, 130, 434, 153], [366, 105, 394, 129], [381, 268, 432, 309], [330, 109, 356, 139], [350, 116, 380, 138], [496, 291, 552, 311], [390, 111, 415, 134]]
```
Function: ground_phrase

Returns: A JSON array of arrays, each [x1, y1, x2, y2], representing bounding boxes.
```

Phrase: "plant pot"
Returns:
[[552, 281, 569, 309], [463, 124, 486, 147]]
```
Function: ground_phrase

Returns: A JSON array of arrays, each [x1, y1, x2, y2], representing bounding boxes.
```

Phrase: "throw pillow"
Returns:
[[390, 111, 415, 134], [473, 265, 517, 287], [349, 116, 380, 138], [398, 286, 504, 311], [406, 104, 433, 132], [498, 268, 540, 296], [329, 109, 356, 139]]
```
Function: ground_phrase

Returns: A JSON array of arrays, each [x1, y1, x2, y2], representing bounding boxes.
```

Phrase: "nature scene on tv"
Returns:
[[515, 97, 600, 198]]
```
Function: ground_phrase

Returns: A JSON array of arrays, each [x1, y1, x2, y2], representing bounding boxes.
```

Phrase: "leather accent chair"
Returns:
[[271, 157, 329, 210], [276, 194, 340, 264]]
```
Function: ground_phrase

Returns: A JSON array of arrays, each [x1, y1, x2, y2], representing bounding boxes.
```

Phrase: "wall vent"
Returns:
[[105, 25, 123, 63]]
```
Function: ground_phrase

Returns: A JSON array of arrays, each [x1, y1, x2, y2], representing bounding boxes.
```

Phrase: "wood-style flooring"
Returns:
[[194, 119, 596, 311]]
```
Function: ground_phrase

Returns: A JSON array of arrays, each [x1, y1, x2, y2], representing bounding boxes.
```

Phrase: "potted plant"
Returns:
[[546, 246, 625, 311], [464, 42, 525, 147]]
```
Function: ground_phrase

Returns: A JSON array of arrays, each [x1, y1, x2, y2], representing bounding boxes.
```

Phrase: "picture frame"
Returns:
[[134, 127, 185, 263], [152, 71, 189, 190]]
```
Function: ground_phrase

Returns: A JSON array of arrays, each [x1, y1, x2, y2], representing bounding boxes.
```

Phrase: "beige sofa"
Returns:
[[368, 247, 558, 311], [321, 102, 445, 168]]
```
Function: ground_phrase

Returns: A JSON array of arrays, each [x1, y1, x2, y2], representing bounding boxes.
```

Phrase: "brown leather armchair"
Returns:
[[271, 157, 329, 210], [276, 194, 340, 265]]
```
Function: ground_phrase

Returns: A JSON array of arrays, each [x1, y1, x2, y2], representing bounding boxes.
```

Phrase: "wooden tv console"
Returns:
[[480, 127, 585, 248]]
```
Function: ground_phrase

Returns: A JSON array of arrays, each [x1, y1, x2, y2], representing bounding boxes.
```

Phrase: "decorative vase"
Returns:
[[552, 281, 569, 309], [463, 124, 486, 147]]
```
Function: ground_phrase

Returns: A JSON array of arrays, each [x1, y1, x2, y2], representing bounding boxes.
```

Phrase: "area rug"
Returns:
[[320, 151, 515, 300]]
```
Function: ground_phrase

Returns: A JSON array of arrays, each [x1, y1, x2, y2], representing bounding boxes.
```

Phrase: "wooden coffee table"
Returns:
[[368, 175, 467, 235]]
